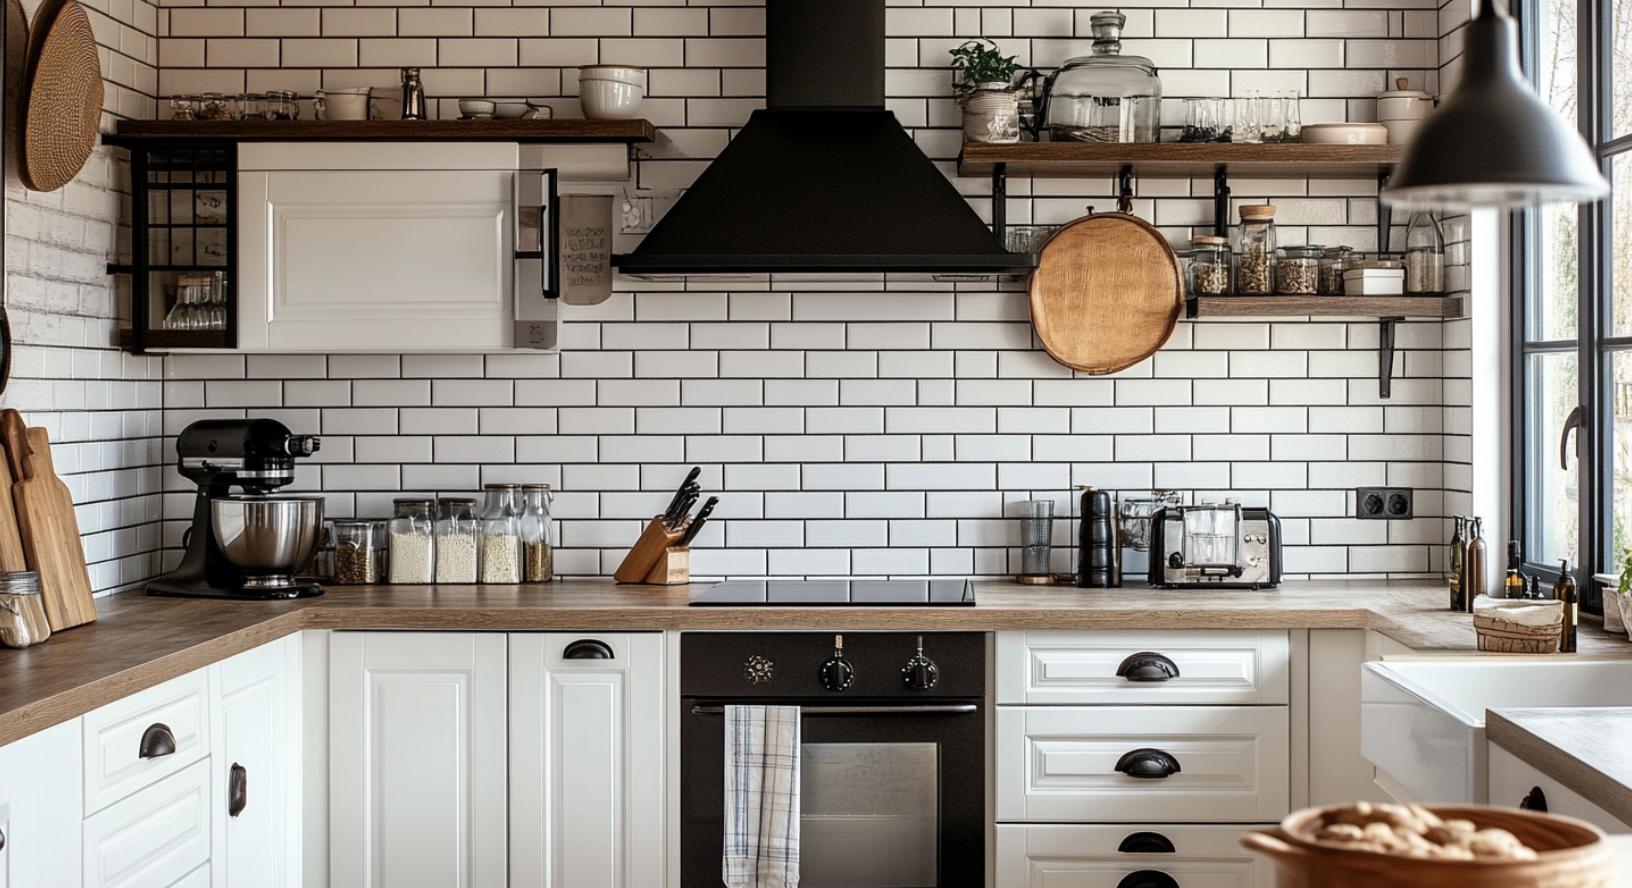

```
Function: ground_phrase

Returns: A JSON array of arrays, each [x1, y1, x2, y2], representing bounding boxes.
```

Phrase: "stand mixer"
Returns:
[[147, 419, 325, 600]]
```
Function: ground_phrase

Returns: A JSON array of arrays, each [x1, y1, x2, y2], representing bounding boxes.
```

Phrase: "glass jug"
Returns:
[[1044, 11, 1163, 143]]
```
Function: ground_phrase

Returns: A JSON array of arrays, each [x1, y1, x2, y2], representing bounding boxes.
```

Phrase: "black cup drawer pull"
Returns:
[[1116, 748, 1181, 779], [229, 763, 248, 817], [1118, 832, 1176, 854], [563, 639, 614, 660], [1520, 786, 1548, 812], [139, 723, 177, 759], [1116, 652, 1180, 682], [1117, 870, 1180, 888]]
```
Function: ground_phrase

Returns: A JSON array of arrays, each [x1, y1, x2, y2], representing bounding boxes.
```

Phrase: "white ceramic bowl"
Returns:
[[1299, 123, 1389, 145], [494, 101, 529, 119], [579, 65, 646, 87], [580, 80, 645, 119], [1380, 118, 1422, 145], [458, 98, 496, 117]]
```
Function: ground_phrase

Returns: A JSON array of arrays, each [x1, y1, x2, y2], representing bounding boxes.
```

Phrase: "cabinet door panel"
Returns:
[[510, 633, 664, 888], [213, 635, 300, 888], [0, 718, 83, 886], [330, 632, 507, 888], [83, 758, 213, 888]]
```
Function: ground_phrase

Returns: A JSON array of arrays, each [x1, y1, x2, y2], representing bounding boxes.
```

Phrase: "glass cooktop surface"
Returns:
[[688, 579, 976, 607]]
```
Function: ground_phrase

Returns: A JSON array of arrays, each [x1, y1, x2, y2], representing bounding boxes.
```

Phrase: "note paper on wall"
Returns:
[[561, 194, 614, 306]]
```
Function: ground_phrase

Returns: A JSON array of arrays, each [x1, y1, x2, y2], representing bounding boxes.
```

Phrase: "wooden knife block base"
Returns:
[[614, 515, 689, 584], [642, 548, 690, 585]]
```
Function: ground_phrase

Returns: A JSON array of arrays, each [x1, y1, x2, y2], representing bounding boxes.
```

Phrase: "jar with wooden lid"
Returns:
[[434, 497, 480, 584], [479, 484, 524, 584], [1189, 236, 1233, 295], [1276, 245, 1323, 295], [1235, 205, 1277, 294], [0, 571, 49, 648], [387, 497, 435, 584], [520, 484, 555, 583]]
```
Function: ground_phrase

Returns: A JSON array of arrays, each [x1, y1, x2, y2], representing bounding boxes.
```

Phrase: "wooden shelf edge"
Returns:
[[108, 118, 656, 144], [959, 141, 1403, 179], [1187, 295, 1465, 320]]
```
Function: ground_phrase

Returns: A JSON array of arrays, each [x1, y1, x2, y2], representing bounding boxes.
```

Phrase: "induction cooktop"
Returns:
[[688, 579, 976, 607]]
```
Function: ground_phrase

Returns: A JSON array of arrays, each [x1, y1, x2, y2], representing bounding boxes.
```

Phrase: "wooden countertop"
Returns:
[[1488, 708, 1632, 826], [1, 577, 1626, 747]]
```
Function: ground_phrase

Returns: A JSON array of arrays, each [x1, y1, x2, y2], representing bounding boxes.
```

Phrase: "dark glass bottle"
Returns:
[[1504, 541, 1524, 599], [1448, 516, 1466, 610], [1076, 488, 1120, 588]]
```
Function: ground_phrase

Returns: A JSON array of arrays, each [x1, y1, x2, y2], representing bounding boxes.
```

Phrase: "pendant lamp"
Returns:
[[1380, 0, 1609, 211]]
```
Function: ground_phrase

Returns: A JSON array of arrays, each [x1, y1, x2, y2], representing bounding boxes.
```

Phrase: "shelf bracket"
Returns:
[[1213, 166, 1231, 237], [1377, 169, 1392, 252], [992, 162, 1008, 237], [1378, 316, 1404, 399], [1117, 165, 1134, 214]]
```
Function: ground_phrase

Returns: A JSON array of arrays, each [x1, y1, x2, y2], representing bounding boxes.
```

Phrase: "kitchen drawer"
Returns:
[[997, 705, 1290, 823], [996, 823, 1275, 888], [84, 669, 210, 814], [997, 630, 1290, 705], [83, 758, 212, 888], [171, 864, 210, 888]]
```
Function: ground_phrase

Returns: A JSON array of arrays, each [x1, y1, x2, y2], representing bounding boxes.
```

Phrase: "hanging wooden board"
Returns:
[[20, 0, 102, 192], [1027, 212, 1184, 375], [0, 411, 96, 631]]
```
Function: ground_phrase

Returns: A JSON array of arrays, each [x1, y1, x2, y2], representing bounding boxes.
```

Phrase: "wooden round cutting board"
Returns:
[[1028, 212, 1183, 375], [20, 0, 102, 193]]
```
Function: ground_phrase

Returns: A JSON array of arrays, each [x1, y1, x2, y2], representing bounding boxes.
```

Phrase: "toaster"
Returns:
[[1147, 504, 1282, 589]]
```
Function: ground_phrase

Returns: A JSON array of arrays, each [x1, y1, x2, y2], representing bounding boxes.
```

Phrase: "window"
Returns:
[[1516, 0, 1632, 599]]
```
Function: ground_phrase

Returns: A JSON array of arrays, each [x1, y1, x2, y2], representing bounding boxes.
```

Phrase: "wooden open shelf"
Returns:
[[959, 142, 1403, 179], [1187, 295, 1464, 320], [109, 118, 656, 144]]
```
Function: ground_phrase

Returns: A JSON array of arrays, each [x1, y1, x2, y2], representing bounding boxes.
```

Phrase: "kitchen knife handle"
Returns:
[[229, 763, 248, 817], [139, 723, 177, 759]]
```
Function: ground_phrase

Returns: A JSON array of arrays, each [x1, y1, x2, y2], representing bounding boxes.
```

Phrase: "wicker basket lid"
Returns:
[[20, 0, 102, 193]]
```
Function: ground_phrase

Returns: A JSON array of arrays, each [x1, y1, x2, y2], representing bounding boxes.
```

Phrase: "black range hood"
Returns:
[[612, 0, 1034, 280]]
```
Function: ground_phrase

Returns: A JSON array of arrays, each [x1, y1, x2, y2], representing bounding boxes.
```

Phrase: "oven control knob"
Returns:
[[902, 636, 939, 691], [819, 634, 854, 692]]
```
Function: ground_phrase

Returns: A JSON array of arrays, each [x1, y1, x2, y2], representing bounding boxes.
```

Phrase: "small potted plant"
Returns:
[[950, 39, 1021, 144]]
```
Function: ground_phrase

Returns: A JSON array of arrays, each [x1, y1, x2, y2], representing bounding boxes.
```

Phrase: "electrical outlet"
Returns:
[[1356, 487, 1414, 520]]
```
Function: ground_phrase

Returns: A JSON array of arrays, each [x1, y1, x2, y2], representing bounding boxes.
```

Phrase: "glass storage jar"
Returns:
[[1320, 246, 1352, 295], [387, 497, 435, 584], [1235, 205, 1277, 294], [333, 519, 384, 585], [520, 484, 555, 583], [1044, 11, 1163, 143], [479, 484, 524, 584], [1188, 236, 1233, 295], [0, 571, 48, 648], [435, 497, 480, 584], [1404, 212, 1446, 294], [1276, 245, 1323, 295]]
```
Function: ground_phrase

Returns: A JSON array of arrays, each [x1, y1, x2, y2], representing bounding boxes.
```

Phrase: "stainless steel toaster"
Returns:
[[1147, 504, 1281, 589]]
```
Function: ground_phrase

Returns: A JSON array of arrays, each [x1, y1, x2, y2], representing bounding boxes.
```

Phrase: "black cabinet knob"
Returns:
[[1117, 652, 1180, 682], [1116, 870, 1181, 888], [1115, 748, 1182, 779], [1521, 786, 1548, 812], [229, 763, 248, 817], [139, 723, 177, 759]]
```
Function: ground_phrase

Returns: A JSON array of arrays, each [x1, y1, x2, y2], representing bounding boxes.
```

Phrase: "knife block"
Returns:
[[614, 516, 686, 584], [642, 547, 690, 585]]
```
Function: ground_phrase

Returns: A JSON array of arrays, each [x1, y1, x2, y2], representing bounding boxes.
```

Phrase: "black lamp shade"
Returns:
[[1382, 9, 1609, 211]]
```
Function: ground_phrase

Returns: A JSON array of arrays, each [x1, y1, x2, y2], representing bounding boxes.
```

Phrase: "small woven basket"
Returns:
[[1474, 612, 1562, 653]]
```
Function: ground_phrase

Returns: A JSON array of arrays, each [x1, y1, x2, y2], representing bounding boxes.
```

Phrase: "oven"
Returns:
[[681, 632, 987, 888]]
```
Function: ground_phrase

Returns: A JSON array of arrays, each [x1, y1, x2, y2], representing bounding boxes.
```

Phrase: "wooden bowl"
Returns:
[[1242, 805, 1612, 888]]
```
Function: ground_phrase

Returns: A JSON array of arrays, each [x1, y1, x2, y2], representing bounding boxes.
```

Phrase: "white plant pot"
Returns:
[[961, 89, 1020, 144]]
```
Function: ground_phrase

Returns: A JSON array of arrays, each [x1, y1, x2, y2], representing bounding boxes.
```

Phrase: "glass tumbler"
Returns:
[[1018, 500, 1055, 582]]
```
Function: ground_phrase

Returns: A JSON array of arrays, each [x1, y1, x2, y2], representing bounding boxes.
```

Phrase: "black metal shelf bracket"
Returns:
[[1213, 166, 1231, 236], [1117, 165, 1134, 214], [1379, 316, 1405, 399], [992, 162, 1007, 235], [1377, 169, 1393, 251]]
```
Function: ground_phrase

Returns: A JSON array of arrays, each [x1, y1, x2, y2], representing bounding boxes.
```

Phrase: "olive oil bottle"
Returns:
[[1463, 517, 1485, 611], [1505, 541, 1525, 599]]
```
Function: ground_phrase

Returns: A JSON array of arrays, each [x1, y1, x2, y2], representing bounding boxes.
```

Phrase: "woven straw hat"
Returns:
[[20, 0, 102, 192]]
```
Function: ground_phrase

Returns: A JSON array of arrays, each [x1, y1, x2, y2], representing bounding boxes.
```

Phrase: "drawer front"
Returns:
[[997, 631, 1290, 705], [996, 824, 1275, 888], [83, 758, 212, 888], [171, 864, 210, 888], [84, 670, 210, 813], [997, 706, 1290, 823]]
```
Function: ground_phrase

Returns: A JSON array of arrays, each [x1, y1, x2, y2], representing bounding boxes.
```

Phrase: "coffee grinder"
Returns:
[[147, 419, 325, 600]]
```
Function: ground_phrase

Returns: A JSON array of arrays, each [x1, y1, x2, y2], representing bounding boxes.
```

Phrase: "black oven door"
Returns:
[[681, 700, 985, 888]]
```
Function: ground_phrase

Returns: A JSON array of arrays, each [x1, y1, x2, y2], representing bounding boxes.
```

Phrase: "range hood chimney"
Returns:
[[611, 0, 1034, 279]]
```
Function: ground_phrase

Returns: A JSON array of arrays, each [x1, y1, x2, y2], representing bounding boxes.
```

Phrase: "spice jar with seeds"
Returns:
[[1276, 245, 1323, 294], [520, 484, 555, 583], [1235, 204, 1277, 294], [435, 497, 480, 584], [479, 483, 524, 584], [333, 520, 384, 585], [387, 498, 436, 584], [1188, 236, 1233, 295], [1320, 246, 1352, 295]]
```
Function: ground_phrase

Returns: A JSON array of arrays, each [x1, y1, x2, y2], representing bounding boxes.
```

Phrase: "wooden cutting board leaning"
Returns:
[[0, 410, 96, 630]]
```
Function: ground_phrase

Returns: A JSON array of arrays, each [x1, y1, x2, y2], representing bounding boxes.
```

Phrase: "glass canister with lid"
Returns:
[[1276, 245, 1323, 295], [1188, 236, 1233, 295], [333, 519, 385, 585], [520, 484, 555, 583], [1320, 246, 1353, 295], [0, 571, 49, 648], [435, 497, 480, 584], [1043, 11, 1163, 143], [387, 497, 436, 584], [1235, 205, 1277, 294], [1404, 212, 1446, 293], [479, 483, 524, 584]]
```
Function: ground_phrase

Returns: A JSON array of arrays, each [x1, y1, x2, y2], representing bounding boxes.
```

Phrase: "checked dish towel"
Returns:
[[724, 704, 801, 888]]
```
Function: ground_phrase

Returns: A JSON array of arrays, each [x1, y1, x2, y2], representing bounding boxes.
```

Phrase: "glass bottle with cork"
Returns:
[[1235, 205, 1277, 295], [519, 484, 555, 583]]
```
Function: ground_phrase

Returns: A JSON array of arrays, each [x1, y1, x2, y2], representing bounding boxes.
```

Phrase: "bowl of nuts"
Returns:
[[1241, 802, 1611, 888]]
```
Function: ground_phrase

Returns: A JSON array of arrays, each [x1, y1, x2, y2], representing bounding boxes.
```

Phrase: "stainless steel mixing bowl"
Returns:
[[212, 495, 324, 588]]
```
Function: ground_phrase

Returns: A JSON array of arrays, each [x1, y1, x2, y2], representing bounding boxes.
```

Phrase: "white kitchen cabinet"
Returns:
[[83, 757, 214, 888], [238, 143, 525, 352], [997, 630, 1291, 706], [329, 631, 508, 888], [509, 633, 665, 888], [1488, 744, 1631, 834], [995, 823, 1275, 888], [0, 717, 84, 887], [211, 635, 301, 888], [82, 668, 211, 815]]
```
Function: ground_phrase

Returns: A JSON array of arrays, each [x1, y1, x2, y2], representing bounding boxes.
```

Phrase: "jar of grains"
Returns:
[[479, 484, 524, 584], [1276, 245, 1323, 295], [0, 571, 49, 648], [520, 484, 555, 583], [387, 497, 436, 584], [1320, 246, 1352, 295], [1235, 205, 1277, 295], [1189, 236, 1233, 295], [435, 497, 480, 584], [332, 520, 384, 585]]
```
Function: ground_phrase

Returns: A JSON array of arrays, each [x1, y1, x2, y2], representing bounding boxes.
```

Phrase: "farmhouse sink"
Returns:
[[1360, 659, 1632, 803]]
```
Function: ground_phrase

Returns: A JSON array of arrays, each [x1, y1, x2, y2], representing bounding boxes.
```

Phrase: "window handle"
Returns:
[[1561, 405, 1586, 470]]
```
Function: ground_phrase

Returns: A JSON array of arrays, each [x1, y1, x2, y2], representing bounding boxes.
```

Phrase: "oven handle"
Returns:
[[689, 703, 979, 716]]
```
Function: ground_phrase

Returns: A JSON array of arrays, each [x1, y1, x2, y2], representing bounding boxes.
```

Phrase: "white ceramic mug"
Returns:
[[315, 88, 372, 121]]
